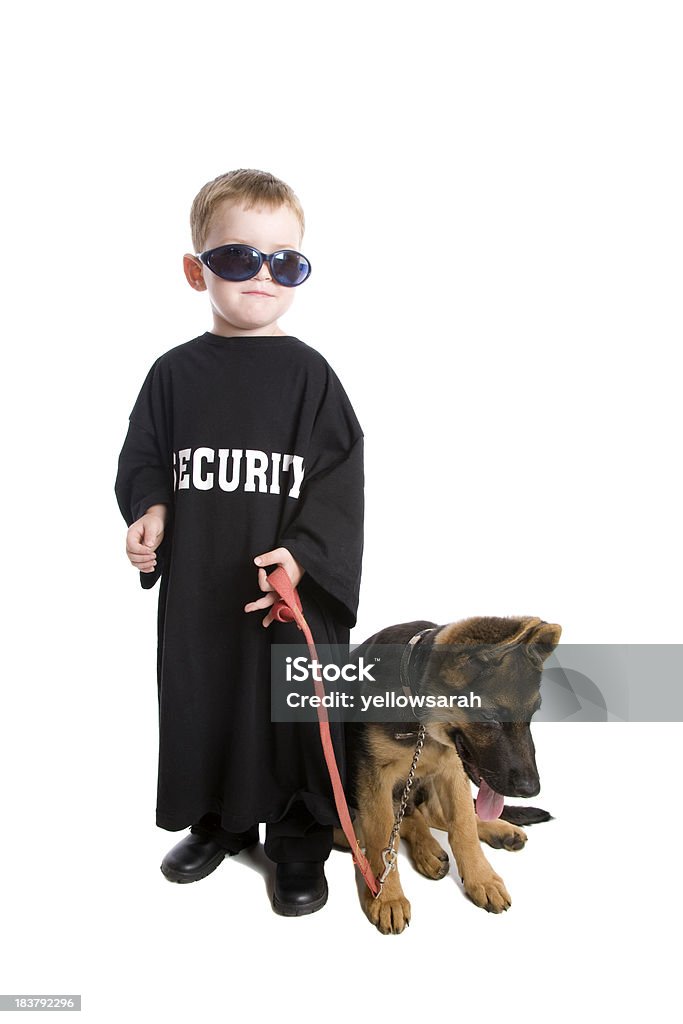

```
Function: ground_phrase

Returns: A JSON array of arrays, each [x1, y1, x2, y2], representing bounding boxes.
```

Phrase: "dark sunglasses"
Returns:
[[196, 243, 312, 287]]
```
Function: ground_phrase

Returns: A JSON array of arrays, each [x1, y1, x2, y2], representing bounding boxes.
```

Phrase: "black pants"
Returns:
[[190, 801, 333, 863]]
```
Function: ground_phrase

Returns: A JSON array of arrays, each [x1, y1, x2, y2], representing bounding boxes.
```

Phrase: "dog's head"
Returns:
[[419, 616, 561, 817]]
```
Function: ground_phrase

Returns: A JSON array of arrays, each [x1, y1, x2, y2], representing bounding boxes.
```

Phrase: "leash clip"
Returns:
[[374, 845, 398, 898]]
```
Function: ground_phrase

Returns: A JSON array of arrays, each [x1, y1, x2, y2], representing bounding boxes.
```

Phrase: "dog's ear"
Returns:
[[477, 617, 544, 664], [525, 621, 562, 668]]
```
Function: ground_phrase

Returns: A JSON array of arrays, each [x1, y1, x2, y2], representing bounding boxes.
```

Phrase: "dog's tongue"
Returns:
[[476, 779, 505, 820]]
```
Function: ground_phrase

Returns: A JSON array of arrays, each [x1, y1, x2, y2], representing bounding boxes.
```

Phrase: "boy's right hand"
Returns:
[[125, 505, 167, 573]]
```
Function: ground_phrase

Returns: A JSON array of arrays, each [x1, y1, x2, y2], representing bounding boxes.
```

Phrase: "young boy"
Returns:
[[114, 169, 364, 916]]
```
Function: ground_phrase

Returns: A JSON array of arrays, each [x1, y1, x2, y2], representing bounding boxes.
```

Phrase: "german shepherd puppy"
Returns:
[[335, 615, 561, 934]]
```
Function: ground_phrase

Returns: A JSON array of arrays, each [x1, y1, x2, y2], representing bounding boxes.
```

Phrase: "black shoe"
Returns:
[[160, 832, 228, 883], [160, 827, 257, 884], [272, 861, 328, 916]]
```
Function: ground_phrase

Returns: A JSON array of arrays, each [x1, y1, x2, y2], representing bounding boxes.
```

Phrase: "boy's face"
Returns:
[[184, 201, 303, 337]]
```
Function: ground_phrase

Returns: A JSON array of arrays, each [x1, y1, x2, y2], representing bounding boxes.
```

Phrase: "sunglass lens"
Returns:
[[271, 250, 311, 287], [207, 245, 261, 281]]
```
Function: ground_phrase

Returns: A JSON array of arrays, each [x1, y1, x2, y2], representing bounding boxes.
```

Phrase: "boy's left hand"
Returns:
[[244, 546, 305, 628]]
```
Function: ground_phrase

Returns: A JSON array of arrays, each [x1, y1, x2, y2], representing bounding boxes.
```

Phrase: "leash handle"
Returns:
[[266, 565, 381, 896]]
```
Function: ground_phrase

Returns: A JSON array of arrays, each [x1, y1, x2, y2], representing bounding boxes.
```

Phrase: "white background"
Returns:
[[1, 1, 681, 1020]]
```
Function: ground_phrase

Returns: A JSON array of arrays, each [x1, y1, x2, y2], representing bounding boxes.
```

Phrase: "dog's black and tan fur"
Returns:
[[334, 615, 561, 934]]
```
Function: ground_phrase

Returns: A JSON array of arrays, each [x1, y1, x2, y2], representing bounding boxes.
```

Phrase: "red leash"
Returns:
[[267, 566, 381, 896]]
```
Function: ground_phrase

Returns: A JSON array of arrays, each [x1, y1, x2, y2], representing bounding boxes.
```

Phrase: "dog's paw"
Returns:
[[363, 890, 412, 934], [411, 834, 450, 880], [462, 869, 511, 913], [477, 820, 527, 852]]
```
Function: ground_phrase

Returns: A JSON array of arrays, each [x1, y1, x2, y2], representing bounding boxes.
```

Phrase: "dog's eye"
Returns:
[[480, 710, 499, 723]]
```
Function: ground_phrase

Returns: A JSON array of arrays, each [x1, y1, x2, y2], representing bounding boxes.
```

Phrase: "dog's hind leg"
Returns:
[[432, 755, 512, 913], [332, 827, 351, 849], [420, 789, 528, 851], [400, 808, 450, 880], [476, 818, 527, 851]]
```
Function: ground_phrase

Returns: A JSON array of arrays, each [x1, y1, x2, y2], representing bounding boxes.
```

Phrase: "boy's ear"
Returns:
[[183, 254, 207, 291]]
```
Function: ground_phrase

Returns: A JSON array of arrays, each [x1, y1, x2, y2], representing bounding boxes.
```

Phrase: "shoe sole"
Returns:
[[272, 884, 328, 917]]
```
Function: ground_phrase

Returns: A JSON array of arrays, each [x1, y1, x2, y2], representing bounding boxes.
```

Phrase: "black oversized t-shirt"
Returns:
[[115, 332, 364, 832]]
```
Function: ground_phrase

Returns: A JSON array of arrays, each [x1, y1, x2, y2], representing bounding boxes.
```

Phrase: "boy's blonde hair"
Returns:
[[190, 169, 306, 253]]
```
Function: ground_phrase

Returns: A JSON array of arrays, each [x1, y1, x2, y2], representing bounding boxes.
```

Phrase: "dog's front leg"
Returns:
[[433, 759, 511, 913], [356, 770, 411, 934]]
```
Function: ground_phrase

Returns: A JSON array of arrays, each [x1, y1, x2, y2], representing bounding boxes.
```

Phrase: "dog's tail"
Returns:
[[498, 803, 554, 825]]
